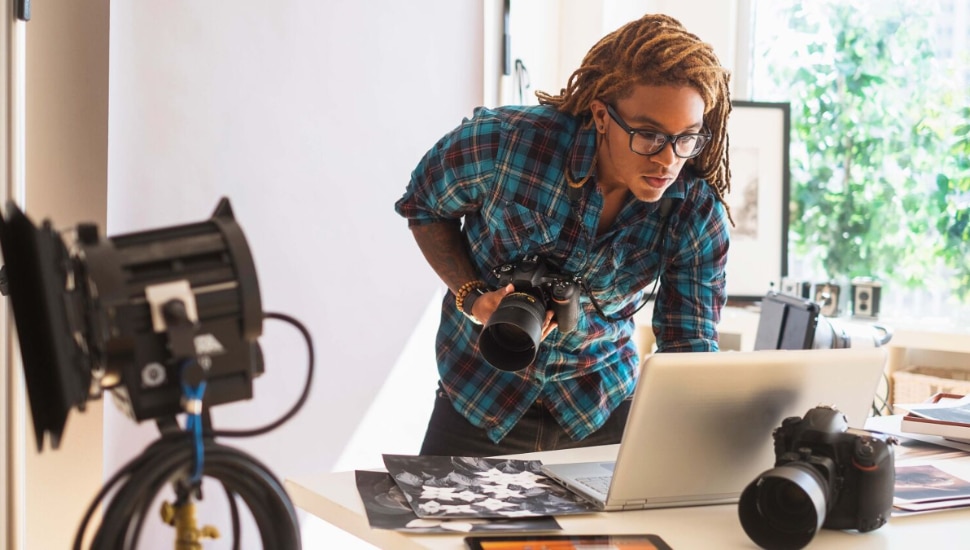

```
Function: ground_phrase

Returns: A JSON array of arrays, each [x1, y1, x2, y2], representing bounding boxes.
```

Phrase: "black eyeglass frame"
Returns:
[[605, 104, 712, 159]]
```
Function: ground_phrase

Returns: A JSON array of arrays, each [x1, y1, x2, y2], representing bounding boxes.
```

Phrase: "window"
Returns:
[[749, 0, 970, 322]]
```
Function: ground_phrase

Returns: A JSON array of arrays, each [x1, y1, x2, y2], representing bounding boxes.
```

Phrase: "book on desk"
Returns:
[[897, 393, 970, 444]]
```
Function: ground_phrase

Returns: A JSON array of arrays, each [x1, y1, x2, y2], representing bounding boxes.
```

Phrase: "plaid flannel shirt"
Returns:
[[395, 105, 729, 443]]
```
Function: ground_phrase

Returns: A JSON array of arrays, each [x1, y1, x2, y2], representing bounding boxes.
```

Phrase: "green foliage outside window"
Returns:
[[753, 1, 970, 304], [935, 107, 970, 300]]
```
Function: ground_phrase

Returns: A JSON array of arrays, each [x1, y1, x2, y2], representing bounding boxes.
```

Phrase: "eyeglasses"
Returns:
[[605, 104, 711, 159]]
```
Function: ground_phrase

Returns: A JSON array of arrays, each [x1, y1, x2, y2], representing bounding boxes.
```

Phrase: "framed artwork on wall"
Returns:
[[723, 101, 791, 301]]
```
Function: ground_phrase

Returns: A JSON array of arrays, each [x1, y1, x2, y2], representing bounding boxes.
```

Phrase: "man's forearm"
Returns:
[[410, 222, 482, 294]]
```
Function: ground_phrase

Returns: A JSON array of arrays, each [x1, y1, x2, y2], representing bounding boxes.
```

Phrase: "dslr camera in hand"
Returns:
[[738, 405, 896, 550], [479, 255, 580, 372]]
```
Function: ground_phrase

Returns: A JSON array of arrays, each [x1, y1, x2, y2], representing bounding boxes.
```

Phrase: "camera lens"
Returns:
[[738, 463, 829, 550], [812, 316, 850, 349], [759, 478, 816, 529], [488, 323, 534, 352], [478, 291, 546, 371]]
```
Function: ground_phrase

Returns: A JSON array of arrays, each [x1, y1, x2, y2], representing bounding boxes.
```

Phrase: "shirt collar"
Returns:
[[567, 122, 598, 185], [664, 173, 689, 199]]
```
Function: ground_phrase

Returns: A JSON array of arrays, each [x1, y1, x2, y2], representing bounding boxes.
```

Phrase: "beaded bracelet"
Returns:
[[455, 280, 488, 320]]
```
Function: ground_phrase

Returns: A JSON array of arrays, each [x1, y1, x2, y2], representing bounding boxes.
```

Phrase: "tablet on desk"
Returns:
[[463, 533, 672, 549]]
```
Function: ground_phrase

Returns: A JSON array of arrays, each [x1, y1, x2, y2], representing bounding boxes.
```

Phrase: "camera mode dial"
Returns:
[[854, 436, 876, 467], [852, 434, 895, 469]]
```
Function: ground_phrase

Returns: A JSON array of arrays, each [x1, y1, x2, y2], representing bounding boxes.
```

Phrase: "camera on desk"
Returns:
[[755, 291, 893, 351], [738, 405, 897, 550]]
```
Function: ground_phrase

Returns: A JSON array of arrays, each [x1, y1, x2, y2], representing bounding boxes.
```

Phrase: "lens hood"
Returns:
[[738, 463, 829, 550], [479, 291, 545, 371]]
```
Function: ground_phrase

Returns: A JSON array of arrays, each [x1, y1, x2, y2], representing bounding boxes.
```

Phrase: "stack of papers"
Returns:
[[353, 469, 563, 533], [353, 455, 598, 533], [380, 454, 597, 519], [894, 463, 970, 513], [867, 402, 970, 515]]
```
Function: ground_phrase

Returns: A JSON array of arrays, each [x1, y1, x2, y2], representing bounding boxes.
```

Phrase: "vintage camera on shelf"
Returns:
[[813, 280, 843, 317], [779, 277, 812, 300], [850, 277, 883, 319], [738, 405, 897, 550], [0, 198, 264, 450], [479, 255, 580, 372]]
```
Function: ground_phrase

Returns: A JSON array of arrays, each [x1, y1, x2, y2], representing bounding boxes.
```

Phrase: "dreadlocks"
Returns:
[[537, 14, 733, 214]]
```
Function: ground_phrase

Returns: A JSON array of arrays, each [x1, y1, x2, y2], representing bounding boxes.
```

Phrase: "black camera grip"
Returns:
[[550, 281, 580, 332]]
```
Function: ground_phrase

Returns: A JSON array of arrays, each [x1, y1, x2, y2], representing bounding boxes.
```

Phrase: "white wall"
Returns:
[[507, 0, 743, 106], [107, 1, 483, 547]]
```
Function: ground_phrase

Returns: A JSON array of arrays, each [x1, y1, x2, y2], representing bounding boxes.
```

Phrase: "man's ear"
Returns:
[[589, 99, 609, 134]]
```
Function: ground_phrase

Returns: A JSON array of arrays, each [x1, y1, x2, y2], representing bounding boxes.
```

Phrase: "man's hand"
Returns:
[[468, 283, 511, 325], [539, 310, 558, 341]]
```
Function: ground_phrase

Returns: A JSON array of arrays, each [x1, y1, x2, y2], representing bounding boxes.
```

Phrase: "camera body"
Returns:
[[478, 255, 580, 371], [491, 255, 581, 332], [739, 405, 895, 549], [771, 406, 895, 531]]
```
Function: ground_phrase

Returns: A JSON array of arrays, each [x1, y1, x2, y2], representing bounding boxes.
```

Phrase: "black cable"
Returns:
[[871, 369, 892, 417], [83, 435, 301, 549], [513, 58, 531, 104], [582, 267, 662, 322], [72, 310, 315, 549], [224, 479, 243, 550], [73, 432, 303, 550], [583, 204, 674, 323], [213, 311, 315, 438]]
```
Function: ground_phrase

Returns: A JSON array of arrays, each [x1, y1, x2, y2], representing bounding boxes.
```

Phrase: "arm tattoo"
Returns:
[[410, 222, 481, 294]]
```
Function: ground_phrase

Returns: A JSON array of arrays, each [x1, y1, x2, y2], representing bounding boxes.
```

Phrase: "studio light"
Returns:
[[0, 198, 312, 549]]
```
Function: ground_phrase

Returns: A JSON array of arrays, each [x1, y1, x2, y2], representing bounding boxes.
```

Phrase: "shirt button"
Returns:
[[577, 250, 585, 257]]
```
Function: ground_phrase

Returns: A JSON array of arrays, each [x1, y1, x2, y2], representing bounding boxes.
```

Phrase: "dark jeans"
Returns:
[[419, 384, 631, 457]]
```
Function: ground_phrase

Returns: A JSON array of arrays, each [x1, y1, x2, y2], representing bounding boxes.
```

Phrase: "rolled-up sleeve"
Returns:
[[394, 107, 501, 227]]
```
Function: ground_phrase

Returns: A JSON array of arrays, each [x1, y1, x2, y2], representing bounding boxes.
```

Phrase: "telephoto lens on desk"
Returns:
[[0, 198, 313, 549], [754, 291, 893, 351], [737, 405, 897, 550]]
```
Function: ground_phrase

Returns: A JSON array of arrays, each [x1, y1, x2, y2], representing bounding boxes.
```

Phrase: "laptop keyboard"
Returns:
[[576, 475, 612, 495]]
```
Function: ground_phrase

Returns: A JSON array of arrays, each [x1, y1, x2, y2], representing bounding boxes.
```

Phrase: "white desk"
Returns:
[[285, 437, 970, 549]]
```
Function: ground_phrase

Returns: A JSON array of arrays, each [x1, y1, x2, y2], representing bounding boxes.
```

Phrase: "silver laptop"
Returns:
[[540, 347, 888, 511]]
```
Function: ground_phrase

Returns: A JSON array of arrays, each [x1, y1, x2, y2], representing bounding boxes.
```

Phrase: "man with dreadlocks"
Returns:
[[395, 14, 733, 456]]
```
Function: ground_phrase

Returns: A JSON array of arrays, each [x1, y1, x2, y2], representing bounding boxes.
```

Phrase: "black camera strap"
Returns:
[[583, 198, 674, 322]]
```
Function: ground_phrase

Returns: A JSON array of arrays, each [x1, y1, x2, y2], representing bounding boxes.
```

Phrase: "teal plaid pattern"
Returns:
[[396, 105, 729, 443]]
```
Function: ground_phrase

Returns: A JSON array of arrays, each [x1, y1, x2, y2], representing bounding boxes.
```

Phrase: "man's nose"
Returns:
[[649, 141, 678, 168]]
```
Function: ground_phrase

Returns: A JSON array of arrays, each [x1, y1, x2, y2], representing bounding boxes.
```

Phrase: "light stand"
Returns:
[[0, 198, 312, 549]]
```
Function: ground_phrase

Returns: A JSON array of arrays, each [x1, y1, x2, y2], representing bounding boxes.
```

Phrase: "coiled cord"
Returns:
[[77, 434, 301, 549], [73, 311, 313, 550]]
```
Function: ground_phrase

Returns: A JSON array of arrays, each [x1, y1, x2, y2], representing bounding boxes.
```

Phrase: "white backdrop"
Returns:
[[100, 2, 745, 546], [106, 1, 483, 546]]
